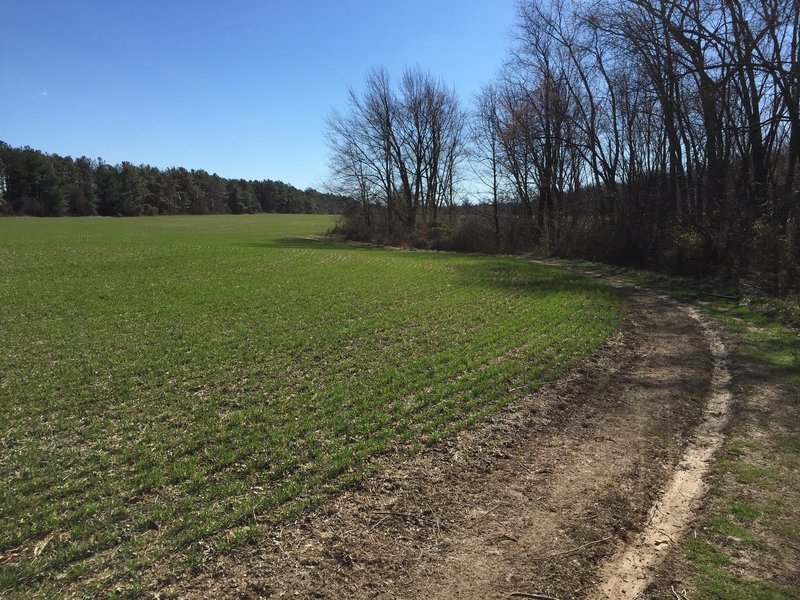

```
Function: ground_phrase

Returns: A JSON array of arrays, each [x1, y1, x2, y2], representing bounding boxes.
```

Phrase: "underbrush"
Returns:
[[334, 209, 800, 296]]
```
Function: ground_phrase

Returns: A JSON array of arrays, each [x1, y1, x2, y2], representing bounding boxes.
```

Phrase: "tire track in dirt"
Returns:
[[592, 305, 733, 599]]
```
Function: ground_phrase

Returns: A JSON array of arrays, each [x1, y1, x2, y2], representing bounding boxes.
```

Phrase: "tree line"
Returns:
[[0, 141, 348, 217], [327, 0, 800, 291]]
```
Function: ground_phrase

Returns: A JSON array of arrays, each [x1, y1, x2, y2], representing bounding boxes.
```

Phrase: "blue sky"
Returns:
[[0, 1, 517, 190]]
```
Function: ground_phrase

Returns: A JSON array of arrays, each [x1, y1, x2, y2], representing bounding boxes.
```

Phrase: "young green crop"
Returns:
[[0, 215, 624, 597]]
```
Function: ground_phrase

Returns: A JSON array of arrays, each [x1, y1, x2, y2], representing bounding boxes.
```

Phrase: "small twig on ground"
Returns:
[[509, 593, 561, 600], [491, 533, 519, 544], [532, 535, 613, 560], [513, 458, 535, 475], [478, 502, 503, 519], [654, 526, 677, 545], [367, 514, 390, 531], [671, 585, 690, 600], [373, 510, 414, 517]]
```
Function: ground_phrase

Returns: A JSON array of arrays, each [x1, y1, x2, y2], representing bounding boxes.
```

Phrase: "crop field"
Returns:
[[0, 215, 624, 597]]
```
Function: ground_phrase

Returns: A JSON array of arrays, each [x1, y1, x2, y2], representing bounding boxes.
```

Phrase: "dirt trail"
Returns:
[[169, 284, 721, 599], [593, 306, 732, 598]]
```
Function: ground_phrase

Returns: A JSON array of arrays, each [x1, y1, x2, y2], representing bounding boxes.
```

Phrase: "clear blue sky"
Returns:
[[0, 1, 517, 190]]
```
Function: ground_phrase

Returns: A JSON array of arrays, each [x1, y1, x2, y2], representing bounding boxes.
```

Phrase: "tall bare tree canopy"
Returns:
[[326, 67, 466, 234], [330, 0, 799, 290]]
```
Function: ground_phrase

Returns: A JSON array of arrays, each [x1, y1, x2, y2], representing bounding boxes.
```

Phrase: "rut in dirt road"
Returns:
[[592, 305, 733, 599]]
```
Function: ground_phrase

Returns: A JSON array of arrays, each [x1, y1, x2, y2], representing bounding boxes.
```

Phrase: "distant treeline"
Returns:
[[0, 141, 348, 217]]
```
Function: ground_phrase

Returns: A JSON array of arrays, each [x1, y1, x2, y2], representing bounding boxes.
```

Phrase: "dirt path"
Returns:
[[593, 306, 732, 598], [169, 284, 722, 599]]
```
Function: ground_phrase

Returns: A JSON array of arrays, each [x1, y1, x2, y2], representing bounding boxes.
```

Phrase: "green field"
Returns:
[[0, 215, 624, 596]]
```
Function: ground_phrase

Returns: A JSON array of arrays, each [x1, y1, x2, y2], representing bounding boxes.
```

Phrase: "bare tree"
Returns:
[[470, 84, 503, 246], [326, 67, 465, 234]]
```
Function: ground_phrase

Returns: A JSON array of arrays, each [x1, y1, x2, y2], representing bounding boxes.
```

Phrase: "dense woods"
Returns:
[[0, 142, 347, 217], [328, 0, 800, 291]]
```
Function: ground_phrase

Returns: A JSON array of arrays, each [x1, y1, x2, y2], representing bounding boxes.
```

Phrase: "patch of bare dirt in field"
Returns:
[[163, 282, 713, 600]]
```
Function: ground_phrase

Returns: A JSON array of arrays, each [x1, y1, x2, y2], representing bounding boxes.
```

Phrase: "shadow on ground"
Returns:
[[243, 236, 624, 301]]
